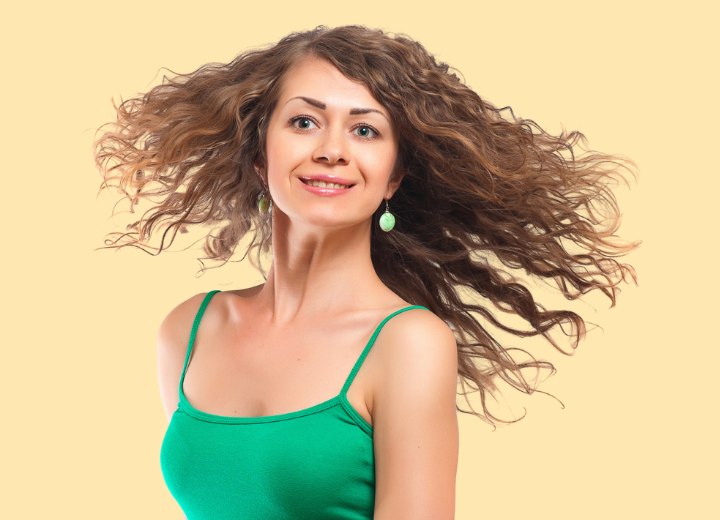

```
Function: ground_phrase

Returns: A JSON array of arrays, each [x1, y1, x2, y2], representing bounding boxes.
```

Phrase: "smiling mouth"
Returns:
[[300, 178, 355, 189]]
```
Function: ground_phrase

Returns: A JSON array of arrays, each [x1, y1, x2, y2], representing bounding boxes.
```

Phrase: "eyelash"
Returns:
[[288, 115, 380, 140]]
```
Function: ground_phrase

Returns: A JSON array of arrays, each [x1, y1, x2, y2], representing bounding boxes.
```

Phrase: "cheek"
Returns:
[[360, 144, 398, 179], [264, 125, 282, 165], [264, 129, 305, 199], [265, 130, 305, 171]]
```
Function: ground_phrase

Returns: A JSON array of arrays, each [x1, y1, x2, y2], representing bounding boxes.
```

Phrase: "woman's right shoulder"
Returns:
[[149, 286, 246, 420], [156, 291, 219, 420], [156, 286, 263, 351], [156, 292, 215, 350]]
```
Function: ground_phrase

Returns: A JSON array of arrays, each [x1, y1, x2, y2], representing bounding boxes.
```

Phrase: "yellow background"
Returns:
[[3, 1, 717, 518]]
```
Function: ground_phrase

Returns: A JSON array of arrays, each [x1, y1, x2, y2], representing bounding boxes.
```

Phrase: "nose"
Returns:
[[313, 127, 349, 165]]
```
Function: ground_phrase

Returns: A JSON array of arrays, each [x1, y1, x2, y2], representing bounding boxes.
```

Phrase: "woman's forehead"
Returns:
[[277, 56, 388, 116]]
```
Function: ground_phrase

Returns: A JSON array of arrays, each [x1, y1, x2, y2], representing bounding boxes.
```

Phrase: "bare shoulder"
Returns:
[[156, 292, 212, 354], [156, 291, 215, 420], [373, 307, 458, 382], [156, 286, 264, 420], [371, 308, 459, 519], [155, 286, 261, 358]]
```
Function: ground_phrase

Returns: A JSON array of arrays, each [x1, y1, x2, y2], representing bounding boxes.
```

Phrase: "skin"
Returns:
[[157, 56, 459, 519]]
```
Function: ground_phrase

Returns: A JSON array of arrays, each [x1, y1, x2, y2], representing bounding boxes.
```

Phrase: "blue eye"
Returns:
[[354, 125, 378, 139]]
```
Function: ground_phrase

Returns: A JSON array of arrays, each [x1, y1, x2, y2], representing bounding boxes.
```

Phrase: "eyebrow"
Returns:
[[286, 96, 389, 121]]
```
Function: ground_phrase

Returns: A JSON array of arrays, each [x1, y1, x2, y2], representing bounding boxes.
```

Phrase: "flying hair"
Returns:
[[94, 25, 641, 425]]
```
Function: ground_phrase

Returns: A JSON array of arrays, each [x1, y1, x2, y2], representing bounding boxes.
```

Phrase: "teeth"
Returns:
[[305, 179, 350, 189]]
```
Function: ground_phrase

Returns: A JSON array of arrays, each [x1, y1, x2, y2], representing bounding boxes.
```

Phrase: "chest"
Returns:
[[182, 313, 381, 422], [161, 408, 375, 519]]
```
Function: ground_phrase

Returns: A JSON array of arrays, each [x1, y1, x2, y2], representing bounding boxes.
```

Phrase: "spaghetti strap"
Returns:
[[340, 304, 429, 397], [177, 290, 222, 402]]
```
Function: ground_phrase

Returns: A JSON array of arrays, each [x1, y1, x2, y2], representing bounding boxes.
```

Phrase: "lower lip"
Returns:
[[299, 179, 355, 197]]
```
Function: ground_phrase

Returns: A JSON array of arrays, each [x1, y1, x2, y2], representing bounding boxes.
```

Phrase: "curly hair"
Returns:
[[94, 24, 640, 425]]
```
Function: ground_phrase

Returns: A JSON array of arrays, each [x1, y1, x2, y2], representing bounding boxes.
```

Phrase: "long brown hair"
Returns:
[[94, 25, 640, 425]]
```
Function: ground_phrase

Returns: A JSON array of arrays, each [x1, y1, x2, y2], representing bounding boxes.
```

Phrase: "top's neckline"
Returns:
[[177, 390, 345, 425]]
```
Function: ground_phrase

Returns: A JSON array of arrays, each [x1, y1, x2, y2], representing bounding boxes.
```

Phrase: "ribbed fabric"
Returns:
[[160, 289, 428, 519]]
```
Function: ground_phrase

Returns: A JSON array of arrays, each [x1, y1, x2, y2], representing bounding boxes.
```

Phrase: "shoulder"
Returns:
[[373, 307, 458, 384], [370, 307, 459, 518], [156, 291, 215, 420], [155, 287, 262, 368], [156, 291, 215, 353], [155, 287, 264, 420]]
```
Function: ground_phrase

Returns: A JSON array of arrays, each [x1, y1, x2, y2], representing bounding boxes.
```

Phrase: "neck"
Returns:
[[257, 209, 387, 325]]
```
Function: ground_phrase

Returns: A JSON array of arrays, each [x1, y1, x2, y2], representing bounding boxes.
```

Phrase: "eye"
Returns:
[[289, 115, 318, 130], [353, 124, 379, 139]]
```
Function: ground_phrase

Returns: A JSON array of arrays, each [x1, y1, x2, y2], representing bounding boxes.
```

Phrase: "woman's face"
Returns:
[[263, 56, 401, 231]]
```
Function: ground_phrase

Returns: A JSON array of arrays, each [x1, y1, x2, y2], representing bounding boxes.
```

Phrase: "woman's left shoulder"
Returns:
[[371, 304, 459, 517], [376, 304, 458, 367], [388, 304, 455, 339]]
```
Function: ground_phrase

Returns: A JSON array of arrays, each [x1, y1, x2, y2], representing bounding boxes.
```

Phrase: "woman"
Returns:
[[94, 25, 639, 520]]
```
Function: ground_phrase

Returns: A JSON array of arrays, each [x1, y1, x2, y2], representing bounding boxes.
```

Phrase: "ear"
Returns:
[[385, 169, 406, 199], [253, 158, 266, 184]]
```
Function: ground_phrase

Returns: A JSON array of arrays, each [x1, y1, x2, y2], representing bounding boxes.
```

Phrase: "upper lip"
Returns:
[[299, 175, 356, 186]]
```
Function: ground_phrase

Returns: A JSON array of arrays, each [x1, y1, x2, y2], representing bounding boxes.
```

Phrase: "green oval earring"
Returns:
[[257, 191, 271, 214], [379, 199, 396, 232]]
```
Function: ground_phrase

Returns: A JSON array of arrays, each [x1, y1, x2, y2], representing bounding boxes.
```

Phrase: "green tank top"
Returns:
[[160, 289, 428, 519]]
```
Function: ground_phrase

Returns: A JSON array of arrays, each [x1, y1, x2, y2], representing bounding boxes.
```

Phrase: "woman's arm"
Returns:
[[372, 310, 459, 520]]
